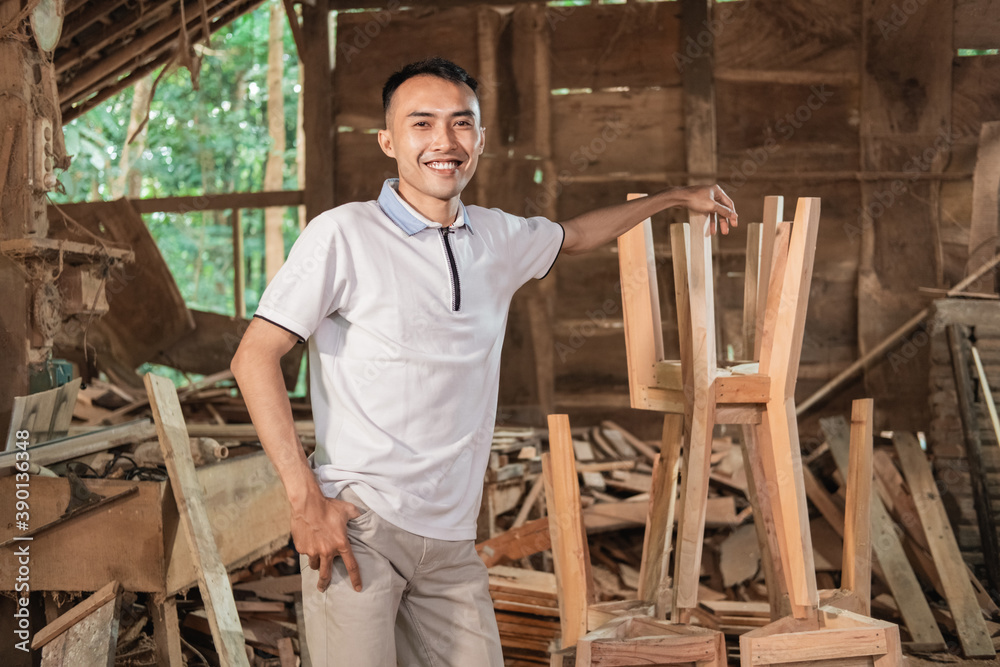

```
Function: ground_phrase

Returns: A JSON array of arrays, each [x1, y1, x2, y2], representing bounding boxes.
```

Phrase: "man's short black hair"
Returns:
[[382, 57, 479, 115]]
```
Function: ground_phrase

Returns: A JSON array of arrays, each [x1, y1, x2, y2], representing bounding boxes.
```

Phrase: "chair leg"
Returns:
[[671, 393, 716, 621], [740, 423, 789, 620], [755, 400, 819, 618]]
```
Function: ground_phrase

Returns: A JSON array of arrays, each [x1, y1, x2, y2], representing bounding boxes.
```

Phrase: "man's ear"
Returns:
[[477, 126, 486, 155], [377, 129, 395, 158]]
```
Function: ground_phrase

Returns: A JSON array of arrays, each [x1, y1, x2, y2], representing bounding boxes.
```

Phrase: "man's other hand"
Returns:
[[675, 184, 738, 235], [292, 491, 364, 593]]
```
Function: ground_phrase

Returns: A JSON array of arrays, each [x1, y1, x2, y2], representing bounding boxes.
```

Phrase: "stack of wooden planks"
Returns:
[[488, 566, 562, 665]]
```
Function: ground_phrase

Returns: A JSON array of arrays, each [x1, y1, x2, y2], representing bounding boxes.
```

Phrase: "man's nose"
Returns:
[[429, 125, 458, 151]]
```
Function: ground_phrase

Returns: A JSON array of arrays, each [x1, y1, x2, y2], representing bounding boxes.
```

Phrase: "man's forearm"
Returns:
[[232, 353, 318, 507], [559, 184, 737, 255]]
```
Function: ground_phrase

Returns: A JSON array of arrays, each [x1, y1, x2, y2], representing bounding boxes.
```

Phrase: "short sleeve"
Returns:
[[253, 214, 348, 342], [498, 211, 565, 286]]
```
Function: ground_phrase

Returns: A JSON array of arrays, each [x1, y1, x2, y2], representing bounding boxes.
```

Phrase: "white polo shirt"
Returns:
[[255, 179, 564, 540]]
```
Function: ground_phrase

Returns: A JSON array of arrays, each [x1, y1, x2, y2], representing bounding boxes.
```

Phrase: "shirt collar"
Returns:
[[378, 179, 473, 236]]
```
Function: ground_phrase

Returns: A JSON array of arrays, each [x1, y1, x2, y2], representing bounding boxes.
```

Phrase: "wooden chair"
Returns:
[[614, 197, 903, 665]]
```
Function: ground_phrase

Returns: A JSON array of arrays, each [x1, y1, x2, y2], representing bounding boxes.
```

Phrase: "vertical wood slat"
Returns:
[[144, 373, 251, 667], [542, 414, 594, 649], [842, 398, 874, 614], [893, 432, 996, 659]]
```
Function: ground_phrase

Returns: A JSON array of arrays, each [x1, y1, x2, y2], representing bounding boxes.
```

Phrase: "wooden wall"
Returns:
[[327, 0, 1000, 437]]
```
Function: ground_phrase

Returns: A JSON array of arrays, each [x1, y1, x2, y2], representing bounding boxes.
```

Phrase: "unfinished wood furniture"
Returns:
[[617, 197, 905, 665], [544, 413, 726, 667]]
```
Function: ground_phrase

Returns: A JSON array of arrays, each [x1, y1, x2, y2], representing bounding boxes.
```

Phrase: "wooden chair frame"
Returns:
[[614, 197, 903, 666]]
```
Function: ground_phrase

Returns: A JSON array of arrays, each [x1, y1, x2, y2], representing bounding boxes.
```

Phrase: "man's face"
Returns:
[[378, 75, 485, 213]]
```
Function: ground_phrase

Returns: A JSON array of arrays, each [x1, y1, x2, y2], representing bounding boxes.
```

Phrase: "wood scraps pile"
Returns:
[[5, 376, 999, 665]]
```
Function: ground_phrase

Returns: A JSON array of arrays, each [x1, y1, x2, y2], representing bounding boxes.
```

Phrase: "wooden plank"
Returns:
[[966, 122, 1000, 293], [542, 414, 593, 648], [293, 592, 313, 667], [144, 373, 250, 667], [39, 592, 120, 667], [893, 432, 995, 658], [823, 417, 946, 648], [843, 399, 874, 614], [947, 325, 1000, 596], [33, 581, 122, 650], [672, 214, 718, 617], [4, 379, 79, 450], [637, 414, 682, 615], [0, 419, 156, 473], [745, 627, 887, 664], [755, 197, 781, 361]]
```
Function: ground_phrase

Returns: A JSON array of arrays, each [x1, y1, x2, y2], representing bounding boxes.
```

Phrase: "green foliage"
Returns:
[[54, 0, 303, 322]]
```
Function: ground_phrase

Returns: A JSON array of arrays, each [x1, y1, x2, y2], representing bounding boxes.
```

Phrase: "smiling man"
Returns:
[[231, 58, 736, 667]]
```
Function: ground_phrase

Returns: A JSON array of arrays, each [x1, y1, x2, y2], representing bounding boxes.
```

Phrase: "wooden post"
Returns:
[[965, 121, 1000, 293], [301, 0, 334, 224], [231, 209, 245, 318], [842, 399, 874, 614], [150, 594, 184, 667], [542, 414, 593, 649], [144, 373, 250, 667], [946, 325, 1000, 594]]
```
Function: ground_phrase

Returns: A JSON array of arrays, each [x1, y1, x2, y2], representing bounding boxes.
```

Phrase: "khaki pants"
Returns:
[[300, 487, 504, 667]]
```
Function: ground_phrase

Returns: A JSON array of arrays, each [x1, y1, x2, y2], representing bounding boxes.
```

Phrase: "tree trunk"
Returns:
[[112, 75, 152, 199], [264, 0, 286, 282]]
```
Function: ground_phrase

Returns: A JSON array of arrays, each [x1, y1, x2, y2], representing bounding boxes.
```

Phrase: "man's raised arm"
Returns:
[[559, 184, 737, 256], [231, 318, 363, 593]]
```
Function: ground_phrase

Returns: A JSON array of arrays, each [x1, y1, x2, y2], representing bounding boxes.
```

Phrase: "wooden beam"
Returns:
[[144, 373, 250, 667], [232, 209, 245, 318], [542, 414, 593, 648], [130, 190, 304, 214], [842, 399, 874, 615], [893, 432, 995, 659], [33, 580, 122, 650], [0, 419, 156, 473], [947, 325, 1000, 593], [301, 0, 334, 223]]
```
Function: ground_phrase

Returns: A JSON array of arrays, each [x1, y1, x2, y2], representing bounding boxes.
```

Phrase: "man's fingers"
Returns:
[[340, 545, 363, 592], [317, 555, 333, 592], [309, 554, 320, 571]]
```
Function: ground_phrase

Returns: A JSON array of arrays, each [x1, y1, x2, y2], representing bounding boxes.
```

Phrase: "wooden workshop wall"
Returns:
[[329, 0, 1000, 436]]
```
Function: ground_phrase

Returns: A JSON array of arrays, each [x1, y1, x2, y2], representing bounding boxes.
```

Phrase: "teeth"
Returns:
[[427, 161, 459, 170]]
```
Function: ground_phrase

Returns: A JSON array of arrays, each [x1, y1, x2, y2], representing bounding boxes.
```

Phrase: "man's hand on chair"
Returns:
[[673, 184, 738, 235]]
